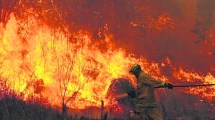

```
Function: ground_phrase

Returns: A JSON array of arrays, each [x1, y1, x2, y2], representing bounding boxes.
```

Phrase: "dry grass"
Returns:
[[0, 94, 69, 120]]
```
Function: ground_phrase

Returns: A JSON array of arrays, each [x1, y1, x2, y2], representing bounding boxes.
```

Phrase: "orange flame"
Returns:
[[0, 14, 142, 109], [173, 67, 215, 100], [0, 12, 214, 111]]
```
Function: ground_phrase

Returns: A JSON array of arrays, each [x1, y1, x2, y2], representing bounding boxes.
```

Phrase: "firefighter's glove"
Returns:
[[165, 83, 173, 89], [127, 90, 136, 98]]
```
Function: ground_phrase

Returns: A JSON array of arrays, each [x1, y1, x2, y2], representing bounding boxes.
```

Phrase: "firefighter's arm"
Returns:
[[159, 82, 173, 89], [114, 93, 128, 100], [141, 75, 173, 89], [127, 83, 136, 98], [114, 91, 136, 100]]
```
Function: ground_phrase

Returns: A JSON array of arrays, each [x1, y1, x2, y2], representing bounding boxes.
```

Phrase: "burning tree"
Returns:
[[56, 51, 99, 116]]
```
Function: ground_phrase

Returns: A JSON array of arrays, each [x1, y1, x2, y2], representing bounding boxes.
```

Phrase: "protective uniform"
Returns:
[[129, 64, 173, 120]]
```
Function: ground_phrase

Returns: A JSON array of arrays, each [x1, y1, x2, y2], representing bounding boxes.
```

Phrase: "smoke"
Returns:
[[1, 0, 215, 119], [27, 0, 214, 75], [6, 0, 214, 75]]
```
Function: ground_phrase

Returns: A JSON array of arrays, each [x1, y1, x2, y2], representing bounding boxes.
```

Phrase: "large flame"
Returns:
[[173, 67, 215, 100], [0, 0, 214, 112], [0, 14, 141, 109]]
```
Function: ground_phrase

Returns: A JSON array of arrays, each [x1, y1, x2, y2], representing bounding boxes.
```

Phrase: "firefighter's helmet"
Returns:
[[129, 64, 141, 74]]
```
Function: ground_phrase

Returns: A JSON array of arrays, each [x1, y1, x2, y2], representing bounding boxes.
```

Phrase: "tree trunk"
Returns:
[[62, 103, 67, 117]]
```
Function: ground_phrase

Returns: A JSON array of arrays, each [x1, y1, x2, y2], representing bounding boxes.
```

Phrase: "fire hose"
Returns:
[[155, 84, 215, 88]]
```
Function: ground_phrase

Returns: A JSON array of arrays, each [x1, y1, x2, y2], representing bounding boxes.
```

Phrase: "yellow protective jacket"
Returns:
[[136, 71, 166, 107]]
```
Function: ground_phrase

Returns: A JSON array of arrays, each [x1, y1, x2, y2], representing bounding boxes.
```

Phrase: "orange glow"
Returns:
[[0, 14, 143, 109], [173, 68, 215, 100], [0, 11, 214, 111], [148, 13, 175, 31], [130, 13, 175, 31]]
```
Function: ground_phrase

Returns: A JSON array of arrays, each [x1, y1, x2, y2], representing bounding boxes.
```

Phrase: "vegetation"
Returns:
[[0, 94, 69, 120]]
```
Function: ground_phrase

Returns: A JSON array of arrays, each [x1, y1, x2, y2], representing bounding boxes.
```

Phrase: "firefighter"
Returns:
[[129, 64, 173, 120]]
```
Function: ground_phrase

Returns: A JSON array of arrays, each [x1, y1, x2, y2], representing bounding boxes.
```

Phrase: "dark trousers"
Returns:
[[132, 107, 163, 120]]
